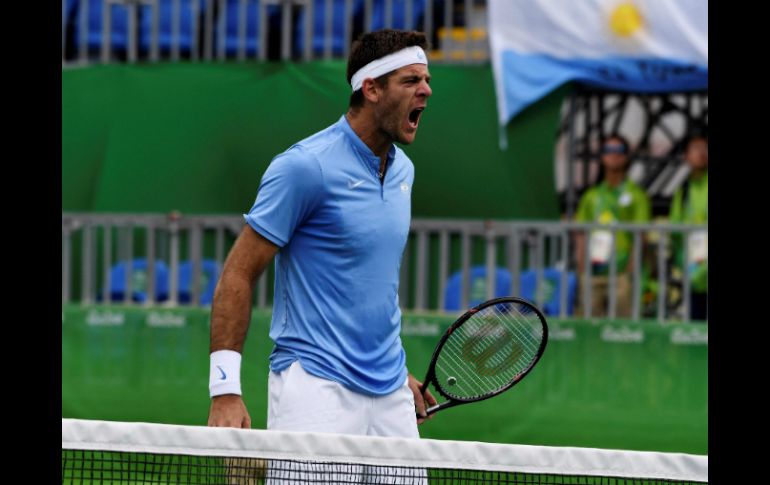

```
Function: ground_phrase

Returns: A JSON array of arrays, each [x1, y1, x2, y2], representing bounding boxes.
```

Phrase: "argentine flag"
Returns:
[[489, 0, 708, 127]]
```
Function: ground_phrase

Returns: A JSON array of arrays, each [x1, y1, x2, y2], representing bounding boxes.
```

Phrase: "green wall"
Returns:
[[62, 62, 564, 219], [62, 305, 707, 454]]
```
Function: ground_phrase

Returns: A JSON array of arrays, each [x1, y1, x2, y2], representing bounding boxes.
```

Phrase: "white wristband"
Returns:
[[209, 350, 242, 398]]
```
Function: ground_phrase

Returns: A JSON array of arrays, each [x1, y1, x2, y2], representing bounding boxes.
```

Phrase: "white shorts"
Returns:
[[267, 360, 420, 438]]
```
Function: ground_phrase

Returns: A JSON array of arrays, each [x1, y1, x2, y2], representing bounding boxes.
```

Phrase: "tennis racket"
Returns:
[[417, 296, 548, 417]]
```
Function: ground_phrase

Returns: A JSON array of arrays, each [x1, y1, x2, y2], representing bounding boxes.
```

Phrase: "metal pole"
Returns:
[[384, 0, 392, 28], [364, 0, 372, 33], [79, 0, 89, 63], [151, 0, 160, 61], [172, 0, 181, 60], [103, 224, 112, 305], [632, 229, 642, 320], [215, 226, 225, 266], [464, 0, 472, 62], [204, 0, 214, 60], [259, 0, 267, 61], [657, 229, 667, 322], [237, 0, 247, 60], [281, 0, 291, 60], [682, 228, 691, 322], [191, 224, 202, 306], [415, 230, 428, 311], [304, 0, 314, 61], [438, 230, 449, 312], [123, 225, 134, 305], [423, 0, 433, 51], [191, 0, 200, 60], [63, 228, 71, 305], [535, 231, 545, 310], [608, 227, 617, 319], [169, 220, 180, 306], [217, 0, 226, 60], [128, 2, 138, 62], [583, 226, 592, 319], [101, 0, 111, 63], [146, 224, 156, 306], [510, 229, 520, 297], [324, 0, 333, 59], [559, 230, 568, 318], [460, 230, 470, 310], [81, 224, 94, 305], [405, 0, 412, 30], [444, 0, 453, 34], [343, 0, 352, 58], [485, 228, 496, 301]]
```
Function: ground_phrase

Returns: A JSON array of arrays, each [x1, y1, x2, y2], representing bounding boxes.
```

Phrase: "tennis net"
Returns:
[[62, 418, 708, 484]]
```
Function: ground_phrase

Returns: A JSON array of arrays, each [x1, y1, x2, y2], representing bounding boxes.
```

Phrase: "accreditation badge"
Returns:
[[618, 192, 632, 207], [590, 230, 614, 264], [687, 230, 708, 263]]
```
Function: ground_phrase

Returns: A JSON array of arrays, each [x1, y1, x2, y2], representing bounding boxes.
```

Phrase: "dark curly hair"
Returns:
[[346, 29, 428, 108]]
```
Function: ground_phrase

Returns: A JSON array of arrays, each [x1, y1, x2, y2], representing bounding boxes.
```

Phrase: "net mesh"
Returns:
[[62, 419, 708, 484], [436, 300, 545, 400]]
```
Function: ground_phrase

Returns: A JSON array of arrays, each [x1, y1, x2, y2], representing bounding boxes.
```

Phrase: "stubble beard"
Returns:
[[376, 93, 410, 145]]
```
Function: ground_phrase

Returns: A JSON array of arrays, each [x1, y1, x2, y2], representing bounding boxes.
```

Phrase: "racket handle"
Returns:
[[415, 404, 440, 420]]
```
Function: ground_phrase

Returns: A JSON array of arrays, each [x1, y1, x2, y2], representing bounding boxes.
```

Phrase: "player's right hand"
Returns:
[[208, 394, 252, 428]]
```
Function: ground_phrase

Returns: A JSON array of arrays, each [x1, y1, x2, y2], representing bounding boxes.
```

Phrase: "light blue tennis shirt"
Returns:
[[243, 115, 414, 396]]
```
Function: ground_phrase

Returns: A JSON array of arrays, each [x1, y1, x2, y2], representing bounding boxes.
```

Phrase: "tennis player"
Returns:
[[207, 29, 436, 439]]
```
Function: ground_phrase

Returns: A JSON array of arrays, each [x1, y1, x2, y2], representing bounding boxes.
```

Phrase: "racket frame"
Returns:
[[419, 296, 549, 416]]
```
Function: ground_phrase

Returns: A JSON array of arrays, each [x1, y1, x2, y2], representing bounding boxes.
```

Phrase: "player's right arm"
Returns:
[[207, 226, 279, 428]]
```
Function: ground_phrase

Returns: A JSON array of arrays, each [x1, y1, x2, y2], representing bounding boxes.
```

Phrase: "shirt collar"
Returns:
[[338, 114, 396, 170]]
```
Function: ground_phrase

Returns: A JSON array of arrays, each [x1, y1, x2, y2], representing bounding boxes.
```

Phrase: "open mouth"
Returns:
[[408, 107, 424, 128]]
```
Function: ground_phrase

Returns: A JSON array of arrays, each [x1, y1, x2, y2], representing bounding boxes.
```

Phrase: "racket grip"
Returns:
[[415, 404, 439, 420]]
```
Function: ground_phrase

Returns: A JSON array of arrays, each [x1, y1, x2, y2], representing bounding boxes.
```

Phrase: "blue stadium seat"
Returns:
[[107, 258, 170, 303], [70, 0, 206, 56], [369, 0, 427, 31], [72, 0, 133, 52], [178, 260, 221, 305], [294, 0, 427, 58], [294, 0, 364, 57], [139, 0, 204, 54], [443, 265, 512, 312], [519, 268, 578, 317], [215, 0, 266, 57], [64, 0, 79, 30], [443, 265, 577, 316]]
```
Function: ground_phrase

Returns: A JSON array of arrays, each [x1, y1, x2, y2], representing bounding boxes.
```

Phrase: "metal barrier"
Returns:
[[62, 212, 707, 322], [62, 0, 490, 66]]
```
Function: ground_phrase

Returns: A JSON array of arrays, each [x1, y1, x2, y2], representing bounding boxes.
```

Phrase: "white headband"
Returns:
[[350, 46, 428, 92]]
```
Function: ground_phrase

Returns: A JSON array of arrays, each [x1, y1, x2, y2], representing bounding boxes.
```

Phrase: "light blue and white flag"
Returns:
[[489, 0, 708, 127]]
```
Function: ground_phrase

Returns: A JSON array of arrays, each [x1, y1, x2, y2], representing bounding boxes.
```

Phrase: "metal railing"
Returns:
[[62, 212, 707, 322], [62, 0, 490, 66]]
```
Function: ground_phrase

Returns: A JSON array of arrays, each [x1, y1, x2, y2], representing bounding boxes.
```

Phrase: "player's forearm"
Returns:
[[209, 271, 257, 354]]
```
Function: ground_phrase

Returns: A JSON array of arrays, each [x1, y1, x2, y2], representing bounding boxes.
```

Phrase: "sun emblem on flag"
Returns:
[[609, 3, 644, 37]]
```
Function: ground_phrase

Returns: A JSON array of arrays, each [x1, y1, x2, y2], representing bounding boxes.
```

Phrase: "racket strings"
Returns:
[[435, 301, 544, 400]]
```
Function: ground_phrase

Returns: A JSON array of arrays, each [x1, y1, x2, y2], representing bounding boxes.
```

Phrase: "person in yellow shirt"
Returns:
[[575, 134, 651, 318], [670, 133, 708, 321]]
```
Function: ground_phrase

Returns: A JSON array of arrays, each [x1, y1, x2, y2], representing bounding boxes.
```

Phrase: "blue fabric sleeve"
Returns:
[[243, 147, 324, 247]]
